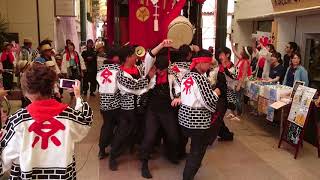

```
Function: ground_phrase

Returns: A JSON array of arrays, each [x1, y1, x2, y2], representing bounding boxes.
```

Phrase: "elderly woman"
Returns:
[[0, 63, 92, 179]]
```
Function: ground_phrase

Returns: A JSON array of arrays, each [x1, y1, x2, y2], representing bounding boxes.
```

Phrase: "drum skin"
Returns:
[[167, 16, 194, 49]]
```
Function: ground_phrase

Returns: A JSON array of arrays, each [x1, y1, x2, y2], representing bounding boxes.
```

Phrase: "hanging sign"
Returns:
[[55, 0, 76, 17]]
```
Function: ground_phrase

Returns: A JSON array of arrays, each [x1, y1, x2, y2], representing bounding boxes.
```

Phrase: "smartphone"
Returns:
[[59, 79, 77, 89]]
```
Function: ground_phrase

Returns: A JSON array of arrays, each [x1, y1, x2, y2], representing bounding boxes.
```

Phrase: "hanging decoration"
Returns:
[[151, 0, 160, 31], [136, 6, 150, 22]]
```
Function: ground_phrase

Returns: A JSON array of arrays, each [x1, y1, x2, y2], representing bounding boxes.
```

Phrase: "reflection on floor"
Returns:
[[8, 95, 320, 180]]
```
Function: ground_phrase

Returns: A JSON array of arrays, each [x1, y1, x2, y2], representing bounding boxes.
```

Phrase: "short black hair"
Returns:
[[179, 44, 192, 59], [119, 45, 135, 64], [39, 39, 52, 47], [106, 47, 120, 59], [155, 55, 169, 70], [87, 39, 94, 44], [271, 52, 282, 62], [217, 47, 231, 60], [289, 42, 299, 53], [197, 49, 213, 58]]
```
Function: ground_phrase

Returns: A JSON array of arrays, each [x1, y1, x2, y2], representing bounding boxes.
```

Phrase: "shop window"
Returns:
[[258, 20, 273, 32]]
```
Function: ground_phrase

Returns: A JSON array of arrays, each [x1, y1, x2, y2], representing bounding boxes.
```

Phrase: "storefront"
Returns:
[[233, 0, 320, 158], [233, 0, 320, 89]]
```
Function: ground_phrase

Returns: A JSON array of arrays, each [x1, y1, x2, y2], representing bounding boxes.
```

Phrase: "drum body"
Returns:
[[167, 16, 194, 49]]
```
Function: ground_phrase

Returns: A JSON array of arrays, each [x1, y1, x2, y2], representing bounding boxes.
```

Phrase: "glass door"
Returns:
[[304, 34, 320, 89]]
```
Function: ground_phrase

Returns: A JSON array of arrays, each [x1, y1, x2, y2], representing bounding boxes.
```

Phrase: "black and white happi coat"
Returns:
[[168, 71, 181, 100], [97, 63, 121, 111], [169, 62, 191, 82], [116, 53, 156, 111], [179, 71, 219, 129], [0, 98, 93, 179]]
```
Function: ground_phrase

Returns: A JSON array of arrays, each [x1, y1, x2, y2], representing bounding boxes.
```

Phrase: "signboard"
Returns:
[[288, 85, 317, 127], [290, 80, 305, 99], [279, 85, 317, 158], [55, 0, 76, 17], [272, 0, 320, 12]]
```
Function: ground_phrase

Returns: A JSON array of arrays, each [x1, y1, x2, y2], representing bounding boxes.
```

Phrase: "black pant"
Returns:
[[110, 109, 140, 159], [140, 108, 179, 161], [182, 127, 212, 180], [83, 72, 97, 93], [3, 72, 13, 90], [99, 109, 120, 150], [218, 121, 233, 138], [182, 117, 221, 180]]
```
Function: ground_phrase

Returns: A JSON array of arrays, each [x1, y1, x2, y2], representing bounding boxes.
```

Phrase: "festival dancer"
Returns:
[[215, 47, 237, 141], [169, 44, 200, 81], [178, 50, 224, 180], [108, 44, 156, 171], [139, 40, 181, 179], [96, 48, 120, 159]]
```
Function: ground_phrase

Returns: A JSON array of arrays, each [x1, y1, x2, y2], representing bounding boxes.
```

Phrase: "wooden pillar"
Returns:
[[190, 1, 203, 47], [114, 0, 120, 47], [80, 0, 87, 42], [215, 0, 228, 50]]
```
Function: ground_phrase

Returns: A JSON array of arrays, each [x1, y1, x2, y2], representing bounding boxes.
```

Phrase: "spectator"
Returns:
[[283, 52, 309, 87], [265, 52, 285, 84], [82, 39, 97, 96], [283, 42, 299, 70], [0, 42, 16, 90]]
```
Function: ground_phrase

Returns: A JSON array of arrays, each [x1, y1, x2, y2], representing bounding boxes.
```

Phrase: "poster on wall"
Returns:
[[288, 85, 317, 127], [252, 31, 273, 45]]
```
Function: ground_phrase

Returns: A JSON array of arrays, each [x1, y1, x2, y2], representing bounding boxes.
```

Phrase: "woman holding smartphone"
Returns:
[[0, 63, 92, 179]]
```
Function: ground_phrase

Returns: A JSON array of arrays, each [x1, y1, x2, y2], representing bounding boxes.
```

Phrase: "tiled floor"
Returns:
[[72, 95, 320, 180], [10, 94, 320, 180]]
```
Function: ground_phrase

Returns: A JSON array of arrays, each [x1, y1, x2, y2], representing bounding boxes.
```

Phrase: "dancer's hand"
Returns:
[[171, 98, 181, 107], [214, 88, 221, 96], [72, 80, 81, 99], [148, 66, 156, 79], [161, 39, 173, 48]]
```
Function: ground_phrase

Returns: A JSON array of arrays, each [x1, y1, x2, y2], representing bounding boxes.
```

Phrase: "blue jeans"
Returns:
[[235, 88, 244, 115]]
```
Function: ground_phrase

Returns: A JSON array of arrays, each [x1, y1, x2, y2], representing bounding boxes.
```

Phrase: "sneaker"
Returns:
[[141, 161, 152, 179], [98, 150, 108, 160], [218, 132, 234, 141], [109, 159, 118, 171]]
